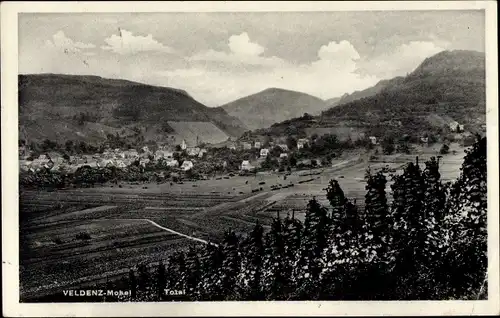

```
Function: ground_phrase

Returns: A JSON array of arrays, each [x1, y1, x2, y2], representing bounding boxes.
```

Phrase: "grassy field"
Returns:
[[19, 144, 466, 300]]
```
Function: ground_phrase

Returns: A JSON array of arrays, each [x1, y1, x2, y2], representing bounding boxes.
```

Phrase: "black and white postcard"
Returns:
[[2, 1, 499, 316]]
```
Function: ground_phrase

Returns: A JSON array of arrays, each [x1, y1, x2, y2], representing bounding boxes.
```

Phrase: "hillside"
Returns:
[[18, 74, 248, 146], [219, 88, 328, 130], [248, 50, 486, 141]]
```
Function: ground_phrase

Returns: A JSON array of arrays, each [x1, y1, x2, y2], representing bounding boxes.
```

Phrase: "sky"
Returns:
[[18, 11, 485, 106]]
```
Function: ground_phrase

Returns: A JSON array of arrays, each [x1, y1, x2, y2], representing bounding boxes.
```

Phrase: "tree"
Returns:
[[295, 198, 330, 299], [128, 268, 137, 300], [282, 212, 302, 296], [218, 230, 241, 300], [154, 261, 166, 301], [364, 170, 390, 257], [65, 140, 74, 153], [382, 137, 395, 155], [286, 136, 297, 150], [185, 245, 202, 299], [238, 222, 265, 300], [440, 136, 487, 298], [196, 243, 223, 300], [440, 144, 450, 154], [390, 160, 429, 298], [262, 216, 288, 300]]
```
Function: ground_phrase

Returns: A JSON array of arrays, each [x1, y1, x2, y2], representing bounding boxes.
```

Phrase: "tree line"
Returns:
[[111, 136, 486, 301]]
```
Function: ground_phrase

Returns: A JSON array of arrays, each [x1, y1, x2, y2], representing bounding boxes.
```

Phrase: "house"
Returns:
[[260, 148, 269, 158], [51, 162, 68, 172], [280, 153, 288, 159], [369, 136, 378, 145], [124, 149, 139, 158], [166, 159, 179, 167], [115, 160, 127, 169], [140, 158, 151, 167], [187, 147, 201, 156], [155, 150, 174, 160], [240, 160, 254, 171], [254, 141, 261, 149], [242, 142, 252, 150], [181, 139, 187, 150], [19, 160, 32, 172], [228, 143, 237, 150], [297, 139, 309, 150], [277, 144, 289, 151], [198, 149, 207, 158], [448, 121, 464, 132], [181, 160, 194, 171], [142, 146, 150, 153], [420, 137, 429, 144]]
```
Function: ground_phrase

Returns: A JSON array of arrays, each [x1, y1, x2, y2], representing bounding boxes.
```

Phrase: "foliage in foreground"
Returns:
[[115, 137, 486, 301]]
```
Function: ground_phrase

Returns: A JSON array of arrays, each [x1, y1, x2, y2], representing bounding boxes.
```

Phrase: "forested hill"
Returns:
[[219, 88, 328, 131], [18, 74, 248, 145], [249, 50, 485, 140]]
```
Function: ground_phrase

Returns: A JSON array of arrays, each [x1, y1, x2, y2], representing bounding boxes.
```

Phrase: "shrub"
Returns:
[[440, 144, 450, 154], [76, 232, 91, 240]]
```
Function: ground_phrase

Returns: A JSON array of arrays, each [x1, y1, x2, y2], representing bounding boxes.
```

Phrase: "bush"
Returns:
[[440, 144, 450, 154], [76, 232, 91, 240]]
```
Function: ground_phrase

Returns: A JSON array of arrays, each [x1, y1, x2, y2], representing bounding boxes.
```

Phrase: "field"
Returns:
[[19, 144, 466, 301]]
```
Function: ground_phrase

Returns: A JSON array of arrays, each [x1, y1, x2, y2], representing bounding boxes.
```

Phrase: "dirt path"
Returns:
[[99, 218, 218, 247]]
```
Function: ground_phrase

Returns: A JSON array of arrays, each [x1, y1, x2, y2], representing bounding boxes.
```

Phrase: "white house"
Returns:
[[369, 136, 378, 145], [166, 159, 179, 167], [277, 144, 289, 151], [140, 158, 151, 167], [240, 160, 254, 171], [420, 137, 429, 144], [260, 148, 269, 158], [254, 141, 261, 149], [181, 160, 194, 171], [242, 142, 252, 150], [297, 138, 309, 150], [198, 149, 207, 158], [280, 153, 288, 159], [187, 147, 201, 156], [448, 121, 464, 132]]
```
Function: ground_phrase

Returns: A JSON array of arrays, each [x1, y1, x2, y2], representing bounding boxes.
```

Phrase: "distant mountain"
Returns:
[[219, 88, 328, 130], [249, 50, 486, 140], [325, 96, 342, 107], [18, 74, 248, 146], [331, 76, 406, 108]]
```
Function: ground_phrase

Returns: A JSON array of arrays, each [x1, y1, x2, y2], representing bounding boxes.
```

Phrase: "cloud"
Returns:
[[160, 39, 379, 106], [188, 32, 286, 67], [228, 32, 265, 56], [357, 40, 446, 78], [43, 31, 95, 53], [318, 40, 360, 62], [101, 29, 174, 55]]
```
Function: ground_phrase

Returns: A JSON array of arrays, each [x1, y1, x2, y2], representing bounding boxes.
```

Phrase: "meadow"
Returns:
[[19, 144, 465, 301]]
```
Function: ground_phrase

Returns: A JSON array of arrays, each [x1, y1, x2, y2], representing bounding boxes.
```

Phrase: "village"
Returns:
[[18, 116, 479, 182]]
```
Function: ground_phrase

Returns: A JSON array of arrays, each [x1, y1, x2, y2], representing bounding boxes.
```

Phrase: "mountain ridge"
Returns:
[[219, 87, 328, 130]]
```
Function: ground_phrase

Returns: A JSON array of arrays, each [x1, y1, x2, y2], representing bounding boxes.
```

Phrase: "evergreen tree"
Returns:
[[136, 262, 152, 301], [363, 170, 390, 259], [165, 251, 186, 300], [128, 268, 137, 300], [282, 211, 302, 296], [261, 216, 288, 300], [196, 242, 223, 300], [154, 261, 166, 301], [218, 230, 241, 300], [390, 160, 428, 298], [441, 136, 487, 298], [326, 179, 347, 222], [238, 222, 265, 300], [185, 245, 202, 299], [295, 198, 329, 299]]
